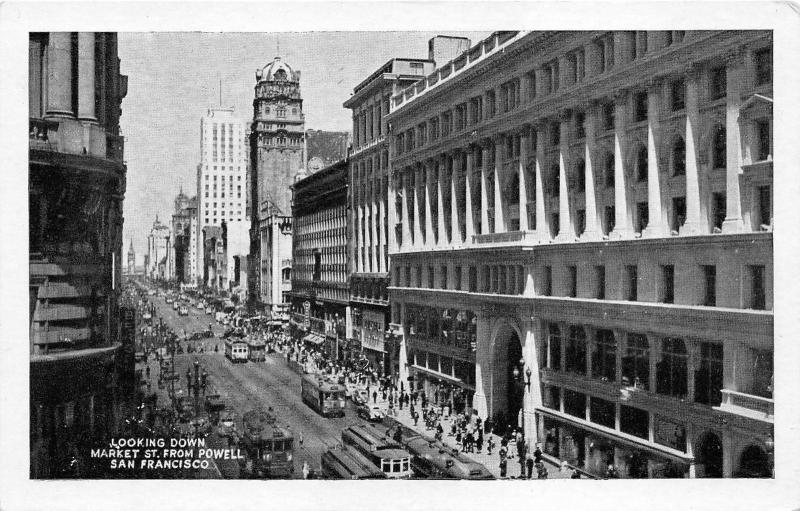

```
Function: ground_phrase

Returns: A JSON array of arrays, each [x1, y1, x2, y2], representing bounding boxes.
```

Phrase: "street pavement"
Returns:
[[140, 295, 373, 479]]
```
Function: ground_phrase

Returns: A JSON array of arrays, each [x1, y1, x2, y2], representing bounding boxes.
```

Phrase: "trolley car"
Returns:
[[246, 338, 266, 362], [320, 447, 386, 480], [300, 374, 346, 417], [224, 338, 249, 363], [238, 410, 294, 478], [341, 424, 413, 479]]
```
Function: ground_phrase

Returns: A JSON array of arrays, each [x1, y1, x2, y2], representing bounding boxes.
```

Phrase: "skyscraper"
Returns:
[[196, 107, 249, 287]]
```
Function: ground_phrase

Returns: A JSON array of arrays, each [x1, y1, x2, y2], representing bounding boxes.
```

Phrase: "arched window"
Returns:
[[712, 127, 726, 169], [672, 137, 686, 176], [604, 153, 615, 188], [657, 337, 688, 398], [565, 326, 587, 374], [547, 324, 562, 370], [636, 145, 648, 181], [592, 329, 616, 381], [622, 333, 650, 389]]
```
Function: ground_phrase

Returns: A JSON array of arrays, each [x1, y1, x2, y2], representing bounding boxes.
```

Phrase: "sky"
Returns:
[[119, 31, 489, 262]]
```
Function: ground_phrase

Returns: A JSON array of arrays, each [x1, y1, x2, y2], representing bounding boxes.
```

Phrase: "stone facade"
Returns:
[[28, 32, 134, 478], [386, 30, 773, 478]]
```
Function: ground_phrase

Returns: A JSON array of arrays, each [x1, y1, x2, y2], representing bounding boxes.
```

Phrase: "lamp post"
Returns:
[[512, 358, 532, 439]]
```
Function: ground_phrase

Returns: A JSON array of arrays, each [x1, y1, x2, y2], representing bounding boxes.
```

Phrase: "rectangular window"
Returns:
[[575, 111, 586, 139], [440, 265, 448, 289], [563, 389, 586, 419], [758, 186, 771, 227], [620, 405, 649, 439], [604, 206, 615, 235], [551, 123, 560, 147], [468, 266, 478, 292], [626, 265, 638, 301], [757, 119, 771, 161], [694, 341, 724, 406], [755, 48, 772, 86], [454, 266, 462, 291], [749, 265, 766, 310], [602, 103, 615, 131], [567, 265, 577, 297], [428, 266, 435, 289], [671, 197, 686, 232], [661, 265, 675, 304], [633, 91, 648, 122], [547, 324, 562, 371], [636, 202, 649, 233], [543, 266, 552, 296], [575, 209, 586, 236], [416, 266, 423, 288], [589, 397, 616, 428], [710, 66, 727, 100], [703, 265, 716, 306], [595, 265, 606, 299], [712, 192, 726, 231], [671, 79, 686, 111]]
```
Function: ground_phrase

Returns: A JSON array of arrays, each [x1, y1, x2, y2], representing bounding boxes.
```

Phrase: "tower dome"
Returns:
[[256, 56, 300, 83]]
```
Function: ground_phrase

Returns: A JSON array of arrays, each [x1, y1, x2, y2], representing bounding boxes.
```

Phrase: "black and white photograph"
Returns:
[[1, 2, 799, 510]]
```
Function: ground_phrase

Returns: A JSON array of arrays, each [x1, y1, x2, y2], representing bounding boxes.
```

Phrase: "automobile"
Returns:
[[216, 411, 237, 439], [205, 307, 214, 315], [142, 312, 152, 320], [165, 297, 174, 304], [172, 301, 179, 310], [356, 404, 385, 422], [352, 389, 370, 405], [179, 305, 189, 316]]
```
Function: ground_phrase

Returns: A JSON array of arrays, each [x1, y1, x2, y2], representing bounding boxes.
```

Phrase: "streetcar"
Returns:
[[238, 410, 294, 479], [382, 418, 494, 479], [246, 338, 266, 362], [224, 338, 249, 363], [320, 447, 386, 480], [300, 374, 346, 417], [341, 424, 413, 479]]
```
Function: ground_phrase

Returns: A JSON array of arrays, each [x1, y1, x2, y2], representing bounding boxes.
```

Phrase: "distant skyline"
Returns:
[[119, 31, 489, 262]]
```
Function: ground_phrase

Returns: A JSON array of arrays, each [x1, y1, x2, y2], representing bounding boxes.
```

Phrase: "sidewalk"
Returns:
[[374, 397, 573, 480]]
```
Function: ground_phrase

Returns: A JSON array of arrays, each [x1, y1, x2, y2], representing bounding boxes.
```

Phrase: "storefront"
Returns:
[[537, 410, 691, 478]]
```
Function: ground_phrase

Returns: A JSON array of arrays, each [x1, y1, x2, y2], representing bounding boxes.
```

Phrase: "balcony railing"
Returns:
[[717, 389, 774, 419], [29, 118, 59, 151], [472, 230, 536, 245]]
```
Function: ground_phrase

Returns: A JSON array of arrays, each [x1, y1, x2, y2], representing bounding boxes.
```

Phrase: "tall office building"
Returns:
[[196, 106, 249, 287]]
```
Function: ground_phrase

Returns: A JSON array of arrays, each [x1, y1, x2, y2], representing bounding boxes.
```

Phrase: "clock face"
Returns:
[[308, 157, 324, 173]]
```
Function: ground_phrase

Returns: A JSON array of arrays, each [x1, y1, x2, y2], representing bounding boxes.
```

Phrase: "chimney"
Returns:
[[428, 35, 471, 69]]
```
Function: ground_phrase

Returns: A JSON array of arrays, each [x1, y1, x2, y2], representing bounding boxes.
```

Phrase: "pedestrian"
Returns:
[[372, 391, 377, 404], [518, 448, 526, 478], [487, 436, 495, 455], [299, 431, 304, 449], [476, 428, 484, 453], [526, 453, 534, 479], [499, 445, 508, 478], [413, 411, 419, 427], [533, 443, 543, 464], [455, 430, 462, 448], [302, 461, 310, 480]]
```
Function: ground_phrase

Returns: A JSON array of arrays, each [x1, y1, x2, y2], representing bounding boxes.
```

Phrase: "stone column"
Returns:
[[465, 148, 475, 242], [534, 124, 548, 239], [611, 91, 631, 238], [397, 172, 409, 252], [582, 102, 601, 240], [437, 156, 448, 246], [644, 80, 665, 237], [519, 127, 530, 231], [424, 161, 436, 246], [722, 51, 745, 233], [371, 170, 379, 271], [556, 114, 574, 241], [682, 65, 705, 235], [45, 32, 74, 118], [414, 165, 425, 248], [450, 152, 462, 245], [77, 32, 96, 122], [473, 310, 491, 420], [585, 40, 601, 78], [522, 318, 542, 442], [480, 145, 491, 234], [493, 137, 505, 233]]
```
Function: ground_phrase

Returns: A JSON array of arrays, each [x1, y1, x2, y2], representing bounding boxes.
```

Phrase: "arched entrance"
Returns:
[[695, 431, 723, 478], [491, 323, 523, 434], [736, 445, 771, 478]]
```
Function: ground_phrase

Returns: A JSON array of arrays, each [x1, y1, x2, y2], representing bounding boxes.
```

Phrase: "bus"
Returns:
[[341, 424, 413, 479], [320, 447, 386, 480], [238, 410, 294, 479], [300, 374, 346, 417], [224, 338, 249, 363], [246, 338, 266, 362]]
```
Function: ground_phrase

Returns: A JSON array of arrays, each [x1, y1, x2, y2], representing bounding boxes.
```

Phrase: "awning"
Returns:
[[303, 334, 324, 345]]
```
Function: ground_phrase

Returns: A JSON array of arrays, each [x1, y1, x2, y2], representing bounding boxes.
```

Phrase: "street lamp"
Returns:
[[512, 358, 529, 437]]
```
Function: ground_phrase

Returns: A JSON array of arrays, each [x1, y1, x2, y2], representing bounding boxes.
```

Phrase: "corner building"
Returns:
[[387, 30, 773, 478], [343, 57, 435, 376], [29, 32, 133, 477]]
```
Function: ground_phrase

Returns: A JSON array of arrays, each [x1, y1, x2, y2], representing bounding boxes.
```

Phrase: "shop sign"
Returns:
[[654, 415, 687, 452], [303, 301, 311, 329], [361, 310, 385, 352]]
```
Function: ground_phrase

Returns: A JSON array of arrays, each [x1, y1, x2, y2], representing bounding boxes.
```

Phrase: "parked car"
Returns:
[[356, 404, 385, 422], [179, 305, 189, 316], [172, 301, 179, 310]]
